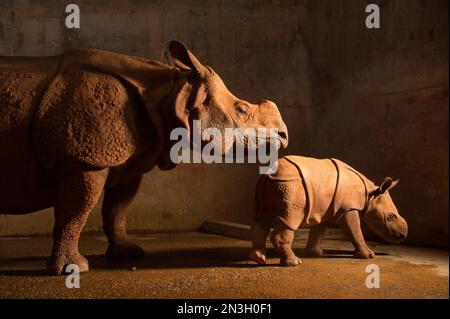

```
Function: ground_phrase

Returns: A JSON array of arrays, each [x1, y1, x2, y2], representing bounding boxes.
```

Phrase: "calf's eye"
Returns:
[[386, 213, 397, 222]]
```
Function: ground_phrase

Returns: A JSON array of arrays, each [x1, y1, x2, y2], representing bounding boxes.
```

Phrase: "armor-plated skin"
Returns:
[[0, 41, 289, 274], [250, 156, 408, 266]]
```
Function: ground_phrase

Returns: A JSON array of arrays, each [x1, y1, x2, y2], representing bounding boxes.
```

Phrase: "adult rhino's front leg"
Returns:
[[47, 164, 108, 275], [249, 220, 271, 265], [102, 176, 145, 259]]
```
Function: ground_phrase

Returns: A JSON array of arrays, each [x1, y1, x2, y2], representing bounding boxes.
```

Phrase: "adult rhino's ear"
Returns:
[[380, 177, 399, 193], [164, 40, 206, 75]]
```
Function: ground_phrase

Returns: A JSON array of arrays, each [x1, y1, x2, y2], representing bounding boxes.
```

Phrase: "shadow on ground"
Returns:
[[0, 246, 389, 276]]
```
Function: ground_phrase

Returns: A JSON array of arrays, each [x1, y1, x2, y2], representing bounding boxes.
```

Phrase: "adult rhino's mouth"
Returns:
[[241, 131, 288, 151], [277, 131, 289, 149], [267, 132, 288, 150]]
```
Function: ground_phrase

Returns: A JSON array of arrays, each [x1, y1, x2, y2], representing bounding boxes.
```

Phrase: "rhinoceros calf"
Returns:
[[249, 155, 408, 266]]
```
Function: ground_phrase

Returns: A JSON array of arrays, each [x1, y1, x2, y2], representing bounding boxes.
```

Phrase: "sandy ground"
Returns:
[[0, 232, 448, 299]]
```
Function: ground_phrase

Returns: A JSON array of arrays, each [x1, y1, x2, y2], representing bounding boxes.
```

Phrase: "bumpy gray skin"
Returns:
[[0, 41, 289, 275], [249, 156, 408, 266]]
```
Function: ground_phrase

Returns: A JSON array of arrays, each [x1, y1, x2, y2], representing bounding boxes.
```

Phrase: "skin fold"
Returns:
[[250, 156, 408, 266], [0, 41, 288, 275]]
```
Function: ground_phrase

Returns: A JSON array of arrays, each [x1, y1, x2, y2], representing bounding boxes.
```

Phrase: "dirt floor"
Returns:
[[0, 231, 448, 298]]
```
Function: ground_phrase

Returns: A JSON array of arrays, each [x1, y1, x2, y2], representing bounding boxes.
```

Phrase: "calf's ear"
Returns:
[[380, 177, 399, 193], [164, 40, 206, 75]]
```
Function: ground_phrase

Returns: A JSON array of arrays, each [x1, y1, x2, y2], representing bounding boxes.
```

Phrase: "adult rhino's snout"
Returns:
[[259, 100, 289, 149]]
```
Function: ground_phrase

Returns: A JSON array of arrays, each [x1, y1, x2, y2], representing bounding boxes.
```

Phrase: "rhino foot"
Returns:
[[304, 246, 323, 258], [106, 242, 145, 259], [249, 249, 267, 265], [353, 247, 375, 259], [280, 255, 302, 267], [47, 252, 89, 275]]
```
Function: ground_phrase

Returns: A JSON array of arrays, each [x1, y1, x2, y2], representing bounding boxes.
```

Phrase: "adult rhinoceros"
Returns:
[[0, 41, 288, 274]]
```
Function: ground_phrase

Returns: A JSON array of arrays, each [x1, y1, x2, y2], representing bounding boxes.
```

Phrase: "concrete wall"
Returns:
[[0, 1, 447, 247], [303, 0, 449, 247]]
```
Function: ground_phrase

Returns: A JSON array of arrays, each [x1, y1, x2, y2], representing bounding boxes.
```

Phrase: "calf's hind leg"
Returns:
[[270, 223, 301, 266], [47, 165, 108, 275]]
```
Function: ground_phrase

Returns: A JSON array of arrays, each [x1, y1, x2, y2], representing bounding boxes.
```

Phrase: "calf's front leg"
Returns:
[[102, 176, 145, 259], [338, 210, 375, 259], [47, 165, 108, 275]]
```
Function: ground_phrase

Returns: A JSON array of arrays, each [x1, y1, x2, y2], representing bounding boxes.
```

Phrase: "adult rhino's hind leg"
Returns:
[[270, 223, 301, 266], [304, 223, 326, 257], [47, 165, 108, 275], [102, 176, 145, 259], [249, 220, 271, 265]]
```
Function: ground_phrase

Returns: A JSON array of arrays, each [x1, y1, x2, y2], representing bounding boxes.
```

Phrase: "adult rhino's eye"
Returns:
[[386, 213, 397, 222], [236, 104, 249, 115]]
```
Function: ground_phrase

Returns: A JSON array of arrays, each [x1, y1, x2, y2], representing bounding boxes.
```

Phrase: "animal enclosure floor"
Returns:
[[0, 232, 448, 299]]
